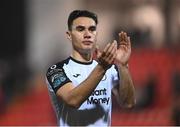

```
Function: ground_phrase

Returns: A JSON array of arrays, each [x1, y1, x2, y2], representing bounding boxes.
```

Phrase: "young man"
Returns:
[[46, 10, 136, 126]]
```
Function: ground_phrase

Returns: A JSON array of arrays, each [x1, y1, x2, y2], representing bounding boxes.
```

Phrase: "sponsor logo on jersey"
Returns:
[[51, 72, 66, 88], [47, 68, 63, 76], [87, 88, 110, 105], [73, 74, 81, 78]]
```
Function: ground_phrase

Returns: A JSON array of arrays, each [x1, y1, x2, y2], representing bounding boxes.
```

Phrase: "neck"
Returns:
[[71, 50, 93, 62]]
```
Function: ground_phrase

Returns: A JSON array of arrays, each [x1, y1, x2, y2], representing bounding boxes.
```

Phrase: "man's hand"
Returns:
[[95, 31, 131, 69], [115, 31, 131, 66], [97, 41, 117, 70]]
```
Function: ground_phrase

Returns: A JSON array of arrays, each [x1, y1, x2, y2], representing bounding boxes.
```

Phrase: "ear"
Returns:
[[66, 31, 72, 41]]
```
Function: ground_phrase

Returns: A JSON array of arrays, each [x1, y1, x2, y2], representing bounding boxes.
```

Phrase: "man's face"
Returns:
[[67, 17, 97, 54]]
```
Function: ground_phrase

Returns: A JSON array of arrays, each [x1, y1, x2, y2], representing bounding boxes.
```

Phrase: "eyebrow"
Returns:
[[72, 25, 96, 30]]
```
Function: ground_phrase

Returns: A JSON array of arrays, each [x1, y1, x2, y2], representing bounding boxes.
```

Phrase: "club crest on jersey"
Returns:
[[51, 72, 66, 88]]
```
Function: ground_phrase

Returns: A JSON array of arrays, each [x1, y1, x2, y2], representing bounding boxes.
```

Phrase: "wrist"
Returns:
[[117, 62, 129, 69], [96, 64, 107, 74], [97, 62, 111, 71], [97, 60, 112, 70]]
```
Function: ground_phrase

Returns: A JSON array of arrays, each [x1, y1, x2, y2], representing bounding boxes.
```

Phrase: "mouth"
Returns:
[[82, 40, 93, 45]]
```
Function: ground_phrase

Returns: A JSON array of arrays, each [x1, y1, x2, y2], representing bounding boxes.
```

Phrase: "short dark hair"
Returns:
[[67, 10, 98, 31]]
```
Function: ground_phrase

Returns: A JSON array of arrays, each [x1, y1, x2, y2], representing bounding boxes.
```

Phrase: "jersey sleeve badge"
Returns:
[[46, 64, 71, 93]]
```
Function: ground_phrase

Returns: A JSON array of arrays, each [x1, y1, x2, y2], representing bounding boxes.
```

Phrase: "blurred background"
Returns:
[[1, 0, 180, 125]]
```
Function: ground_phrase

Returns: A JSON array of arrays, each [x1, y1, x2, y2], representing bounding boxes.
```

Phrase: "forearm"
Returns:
[[117, 64, 136, 108], [65, 64, 106, 108]]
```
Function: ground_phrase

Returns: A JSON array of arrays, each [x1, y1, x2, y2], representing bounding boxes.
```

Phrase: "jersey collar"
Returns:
[[69, 56, 93, 65]]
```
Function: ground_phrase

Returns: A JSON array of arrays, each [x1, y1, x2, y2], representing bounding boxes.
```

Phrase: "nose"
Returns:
[[84, 29, 91, 39]]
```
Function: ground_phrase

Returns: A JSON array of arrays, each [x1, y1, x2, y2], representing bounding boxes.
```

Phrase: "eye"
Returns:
[[89, 26, 96, 32], [76, 26, 85, 32]]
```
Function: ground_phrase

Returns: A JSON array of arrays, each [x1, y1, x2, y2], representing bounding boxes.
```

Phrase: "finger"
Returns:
[[122, 31, 126, 41], [118, 32, 124, 48], [106, 40, 117, 57], [111, 44, 117, 57], [103, 43, 111, 53], [119, 32, 123, 42], [107, 41, 117, 60], [108, 50, 117, 64], [124, 32, 128, 42], [119, 31, 129, 44], [120, 33, 129, 46], [109, 49, 117, 63]]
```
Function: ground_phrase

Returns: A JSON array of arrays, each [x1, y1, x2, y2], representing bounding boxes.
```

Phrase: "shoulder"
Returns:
[[46, 57, 71, 75], [45, 57, 72, 93]]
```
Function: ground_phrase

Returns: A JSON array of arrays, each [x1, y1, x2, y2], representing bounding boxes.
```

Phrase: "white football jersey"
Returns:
[[46, 56, 120, 126]]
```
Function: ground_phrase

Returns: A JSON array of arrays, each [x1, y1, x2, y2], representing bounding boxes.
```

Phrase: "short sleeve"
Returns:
[[110, 65, 120, 88], [46, 64, 72, 93]]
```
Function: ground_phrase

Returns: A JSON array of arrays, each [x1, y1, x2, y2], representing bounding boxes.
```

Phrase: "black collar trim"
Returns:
[[69, 56, 93, 65]]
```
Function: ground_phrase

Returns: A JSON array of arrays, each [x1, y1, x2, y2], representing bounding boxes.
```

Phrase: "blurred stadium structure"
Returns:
[[1, 0, 180, 125]]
